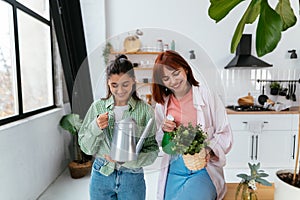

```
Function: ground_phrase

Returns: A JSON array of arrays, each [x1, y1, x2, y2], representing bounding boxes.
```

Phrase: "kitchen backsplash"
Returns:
[[220, 67, 300, 107]]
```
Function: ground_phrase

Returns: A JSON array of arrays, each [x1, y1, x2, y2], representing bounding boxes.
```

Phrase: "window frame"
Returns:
[[0, 0, 55, 125]]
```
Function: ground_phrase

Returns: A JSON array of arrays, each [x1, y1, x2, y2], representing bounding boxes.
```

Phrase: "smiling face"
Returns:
[[108, 73, 135, 106], [162, 66, 191, 98]]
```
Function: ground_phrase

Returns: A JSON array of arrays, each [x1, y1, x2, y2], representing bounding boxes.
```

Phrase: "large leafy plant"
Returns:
[[59, 113, 89, 163], [162, 123, 208, 155], [208, 0, 297, 57]]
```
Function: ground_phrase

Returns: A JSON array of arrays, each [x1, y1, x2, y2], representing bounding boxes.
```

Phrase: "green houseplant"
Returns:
[[269, 81, 281, 95], [208, 0, 297, 57], [162, 123, 208, 170], [59, 113, 92, 178], [102, 42, 113, 65]]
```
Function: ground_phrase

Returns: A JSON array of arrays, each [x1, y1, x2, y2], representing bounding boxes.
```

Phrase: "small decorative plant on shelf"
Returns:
[[59, 113, 92, 179], [235, 162, 272, 200], [102, 42, 113, 65], [162, 123, 208, 170]]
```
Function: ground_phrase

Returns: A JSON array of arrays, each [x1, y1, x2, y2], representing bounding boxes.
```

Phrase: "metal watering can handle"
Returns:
[[136, 118, 154, 154]]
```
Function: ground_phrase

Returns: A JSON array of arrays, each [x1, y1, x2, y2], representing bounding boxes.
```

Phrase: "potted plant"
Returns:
[[102, 42, 113, 65], [270, 81, 281, 95], [59, 113, 92, 179], [162, 123, 208, 170], [235, 162, 272, 200]]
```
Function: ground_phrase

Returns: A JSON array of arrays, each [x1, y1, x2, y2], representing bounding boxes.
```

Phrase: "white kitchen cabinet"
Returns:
[[258, 130, 296, 168], [224, 114, 298, 182]]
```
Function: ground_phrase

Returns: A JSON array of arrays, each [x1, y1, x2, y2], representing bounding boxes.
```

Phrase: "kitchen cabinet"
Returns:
[[224, 114, 298, 182]]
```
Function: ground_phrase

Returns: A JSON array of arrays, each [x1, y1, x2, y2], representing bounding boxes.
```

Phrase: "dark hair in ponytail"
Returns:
[[102, 54, 140, 100]]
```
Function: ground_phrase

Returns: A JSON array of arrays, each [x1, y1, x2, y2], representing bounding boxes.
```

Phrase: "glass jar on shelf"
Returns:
[[156, 39, 163, 52]]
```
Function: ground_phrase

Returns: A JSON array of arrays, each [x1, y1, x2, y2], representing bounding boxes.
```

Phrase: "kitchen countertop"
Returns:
[[226, 106, 299, 115]]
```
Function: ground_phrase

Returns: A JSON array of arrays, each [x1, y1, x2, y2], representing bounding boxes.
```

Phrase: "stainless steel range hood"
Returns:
[[225, 34, 272, 69]]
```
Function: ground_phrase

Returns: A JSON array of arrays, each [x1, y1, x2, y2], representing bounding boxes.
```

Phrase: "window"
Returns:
[[0, 0, 54, 125]]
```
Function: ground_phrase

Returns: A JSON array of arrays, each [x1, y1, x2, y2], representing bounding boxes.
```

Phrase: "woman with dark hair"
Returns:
[[152, 50, 232, 200], [78, 55, 159, 200]]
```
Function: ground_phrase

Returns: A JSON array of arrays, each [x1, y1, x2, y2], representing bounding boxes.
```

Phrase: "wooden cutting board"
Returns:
[[238, 92, 254, 106]]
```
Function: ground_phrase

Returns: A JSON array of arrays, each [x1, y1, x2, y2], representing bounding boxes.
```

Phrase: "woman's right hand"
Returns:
[[162, 118, 176, 132], [97, 112, 109, 129]]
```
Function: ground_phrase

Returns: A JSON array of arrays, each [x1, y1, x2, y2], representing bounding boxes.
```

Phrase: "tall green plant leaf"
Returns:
[[275, 0, 297, 31], [59, 114, 82, 135], [208, 0, 245, 22], [231, 0, 261, 53], [256, 0, 282, 57]]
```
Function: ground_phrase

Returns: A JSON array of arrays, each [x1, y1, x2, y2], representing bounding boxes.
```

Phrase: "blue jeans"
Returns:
[[164, 155, 217, 200], [90, 158, 145, 200]]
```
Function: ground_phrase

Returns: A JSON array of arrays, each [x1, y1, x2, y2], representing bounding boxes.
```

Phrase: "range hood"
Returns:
[[225, 34, 272, 69]]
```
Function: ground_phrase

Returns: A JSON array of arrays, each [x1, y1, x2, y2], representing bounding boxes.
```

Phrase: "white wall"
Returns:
[[81, 0, 300, 107], [0, 108, 70, 200]]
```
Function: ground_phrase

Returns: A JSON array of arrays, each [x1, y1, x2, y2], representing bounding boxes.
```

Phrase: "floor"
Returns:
[[38, 161, 274, 200], [37, 169, 90, 200], [38, 158, 161, 200]]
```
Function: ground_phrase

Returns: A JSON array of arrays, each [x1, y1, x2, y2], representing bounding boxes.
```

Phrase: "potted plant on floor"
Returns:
[[59, 113, 92, 179]]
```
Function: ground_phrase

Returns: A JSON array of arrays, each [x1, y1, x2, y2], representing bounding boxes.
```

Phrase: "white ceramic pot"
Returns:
[[274, 169, 300, 200]]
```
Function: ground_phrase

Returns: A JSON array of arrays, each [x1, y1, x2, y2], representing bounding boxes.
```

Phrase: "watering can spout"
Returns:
[[136, 118, 154, 153]]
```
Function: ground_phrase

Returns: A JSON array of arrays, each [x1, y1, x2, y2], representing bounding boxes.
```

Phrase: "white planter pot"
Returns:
[[274, 169, 300, 200]]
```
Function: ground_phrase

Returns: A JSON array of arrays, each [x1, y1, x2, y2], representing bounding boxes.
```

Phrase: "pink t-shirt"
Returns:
[[167, 88, 197, 127]]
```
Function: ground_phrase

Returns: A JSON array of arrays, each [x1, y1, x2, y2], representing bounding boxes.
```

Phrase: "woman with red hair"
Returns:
[[152, 50, 233, 200]]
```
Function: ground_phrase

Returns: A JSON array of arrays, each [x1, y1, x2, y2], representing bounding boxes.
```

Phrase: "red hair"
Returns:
[[152, 50, 199, 104]]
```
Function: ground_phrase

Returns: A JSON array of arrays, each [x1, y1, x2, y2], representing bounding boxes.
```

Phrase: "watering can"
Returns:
[[110, 117, 154, 162]]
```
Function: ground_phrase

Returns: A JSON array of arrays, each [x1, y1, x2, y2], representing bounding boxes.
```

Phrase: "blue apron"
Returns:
[[164, 155, 217, 200]]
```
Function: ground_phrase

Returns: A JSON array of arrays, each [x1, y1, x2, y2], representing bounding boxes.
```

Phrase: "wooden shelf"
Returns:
[[110, 51, 161, 55]]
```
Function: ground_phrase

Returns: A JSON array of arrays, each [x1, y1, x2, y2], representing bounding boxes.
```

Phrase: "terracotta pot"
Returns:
[[274, 169, 300, 200], [68, 160, 92, 179]]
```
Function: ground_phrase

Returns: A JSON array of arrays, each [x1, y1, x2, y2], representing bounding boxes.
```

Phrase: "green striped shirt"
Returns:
[[78, 96, 159, 176]]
